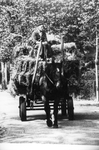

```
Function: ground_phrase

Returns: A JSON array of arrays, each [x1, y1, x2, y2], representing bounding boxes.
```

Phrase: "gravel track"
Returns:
[[0, 90, 99, 147]]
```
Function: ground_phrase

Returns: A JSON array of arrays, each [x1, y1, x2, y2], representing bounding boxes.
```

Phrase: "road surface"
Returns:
[[0, 90, 99, 146]]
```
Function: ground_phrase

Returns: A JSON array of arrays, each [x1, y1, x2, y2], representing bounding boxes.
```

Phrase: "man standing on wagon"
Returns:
[[32, 25, 47, 43], [29, 25, 48, 60], [29, 25, 52, 60]]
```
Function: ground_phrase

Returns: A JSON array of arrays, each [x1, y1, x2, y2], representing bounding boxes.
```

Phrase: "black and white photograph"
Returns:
[[0, 0, 99, 150]]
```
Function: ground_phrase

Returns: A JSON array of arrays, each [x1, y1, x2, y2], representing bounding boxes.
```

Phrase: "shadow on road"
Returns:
[[26, 113, 68, 122], [74, 112, 99, 120], [26, 114, 46, 121], [11, 111, 99, 124]]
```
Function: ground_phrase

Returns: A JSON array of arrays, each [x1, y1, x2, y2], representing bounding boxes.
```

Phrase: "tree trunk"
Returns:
[[1, 62, 7, 90], [5, 62, 7, 86], [95, 30, 99, 101]]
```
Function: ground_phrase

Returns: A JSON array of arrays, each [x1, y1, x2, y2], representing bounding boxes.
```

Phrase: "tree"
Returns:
[[0, 0, 98, 98]]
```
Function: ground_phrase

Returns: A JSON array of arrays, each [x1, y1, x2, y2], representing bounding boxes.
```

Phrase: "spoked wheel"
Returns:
[[19, 96, 26, 121], [68, 97, 74, 120]]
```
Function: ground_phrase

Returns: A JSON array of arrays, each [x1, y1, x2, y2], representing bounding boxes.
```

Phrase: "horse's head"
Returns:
[[46, 63, 62, 89]]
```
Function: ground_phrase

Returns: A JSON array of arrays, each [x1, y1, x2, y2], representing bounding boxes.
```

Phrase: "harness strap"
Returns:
[[45, 73, 55, 86]]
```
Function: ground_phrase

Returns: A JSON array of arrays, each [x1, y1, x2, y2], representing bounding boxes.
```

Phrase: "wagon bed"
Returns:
[[18, 58, 76, 122]]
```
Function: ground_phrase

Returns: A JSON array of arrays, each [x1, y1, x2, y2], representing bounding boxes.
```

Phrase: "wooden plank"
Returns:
[[30, 41, 42, 94]]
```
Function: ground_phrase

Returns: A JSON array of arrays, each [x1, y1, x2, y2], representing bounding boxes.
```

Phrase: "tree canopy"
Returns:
[[0, 0, 98, 70], [0, 0, 98, 98], [0, 0, 98, 63]]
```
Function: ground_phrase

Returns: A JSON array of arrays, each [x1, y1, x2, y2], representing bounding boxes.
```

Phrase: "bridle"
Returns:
[[45, 67, 61, 87]]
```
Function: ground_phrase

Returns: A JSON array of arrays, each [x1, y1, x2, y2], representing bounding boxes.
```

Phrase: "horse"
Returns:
[[39, 61, 68, 128]]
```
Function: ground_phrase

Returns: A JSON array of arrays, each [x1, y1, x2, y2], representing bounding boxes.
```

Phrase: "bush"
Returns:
[[80, 69, 95, 99]]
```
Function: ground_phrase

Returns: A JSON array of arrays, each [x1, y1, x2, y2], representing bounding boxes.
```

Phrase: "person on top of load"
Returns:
[[32, 25, 47, 43], [30, 25, 48, 60], [29, 25, 52, 60]]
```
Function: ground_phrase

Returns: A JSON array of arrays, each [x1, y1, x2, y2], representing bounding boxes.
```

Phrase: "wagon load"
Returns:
[[9, 38, 79, 97], [50, 41, 79, 86], [51, 42, 77, 61], [9, 42, 44, 96], [9, 55, 46, 96]]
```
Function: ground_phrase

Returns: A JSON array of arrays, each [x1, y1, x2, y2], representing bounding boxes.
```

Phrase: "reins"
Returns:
[[45, 73, 55, 86]]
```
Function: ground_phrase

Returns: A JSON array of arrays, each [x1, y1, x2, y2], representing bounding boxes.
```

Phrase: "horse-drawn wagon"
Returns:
[[10, 37, 79, 128]]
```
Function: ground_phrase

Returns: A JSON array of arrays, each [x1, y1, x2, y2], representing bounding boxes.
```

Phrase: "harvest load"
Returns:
[[9, 38, 79, 96]]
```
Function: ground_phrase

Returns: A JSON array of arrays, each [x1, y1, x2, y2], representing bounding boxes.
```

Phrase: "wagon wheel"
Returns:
[[19, 96, 23, 118], [68, 97, 74, 120], [61, 99, 66, 116], [19, 96, 26, 121]]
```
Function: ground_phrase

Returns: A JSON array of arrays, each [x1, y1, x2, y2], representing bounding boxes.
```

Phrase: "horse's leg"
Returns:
[[44, 98, 52, 127], [52, 98, 59, 128], [39, 76, 52, 127]]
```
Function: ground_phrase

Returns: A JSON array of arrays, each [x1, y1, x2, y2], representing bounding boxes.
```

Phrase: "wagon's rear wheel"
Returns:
[[19, 96, 26, 121], [68, 97, 74, 120]]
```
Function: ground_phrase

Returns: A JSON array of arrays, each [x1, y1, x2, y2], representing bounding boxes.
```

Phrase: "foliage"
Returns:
[[0, 0, 98, 97], [80, 69, 95, 99], [0, 0, 98, 62]]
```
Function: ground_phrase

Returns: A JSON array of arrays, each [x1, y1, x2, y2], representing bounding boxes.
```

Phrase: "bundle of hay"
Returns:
[[9, 54, 46, 96], [14, 45, 33, 58], [9, 37, 79, 96], [51, 42, 77, 61], [47, 33, 61, 45], [50, 42, 79, 90]]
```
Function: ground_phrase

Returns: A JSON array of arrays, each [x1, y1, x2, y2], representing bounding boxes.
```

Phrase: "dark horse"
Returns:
[[39, 61, 68, 128]]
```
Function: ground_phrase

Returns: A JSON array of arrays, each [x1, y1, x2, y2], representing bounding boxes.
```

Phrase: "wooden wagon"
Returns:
[[12, 38, 79, 122]]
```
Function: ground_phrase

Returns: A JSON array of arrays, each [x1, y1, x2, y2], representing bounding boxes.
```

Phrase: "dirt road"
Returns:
[[0, 90, 99, 145]]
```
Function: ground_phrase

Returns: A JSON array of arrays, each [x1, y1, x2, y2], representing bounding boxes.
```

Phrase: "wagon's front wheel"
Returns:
[[19, 96, 26, 121], [68, 97, 74, 120]]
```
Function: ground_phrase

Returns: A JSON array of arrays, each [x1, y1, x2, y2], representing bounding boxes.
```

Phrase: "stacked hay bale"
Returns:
[[8, 44, 44, 96], [51, 42, 79, 79], [51, 42, 80, 95], [51, 42, 77, 61], [9, 38, 79, 97]]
